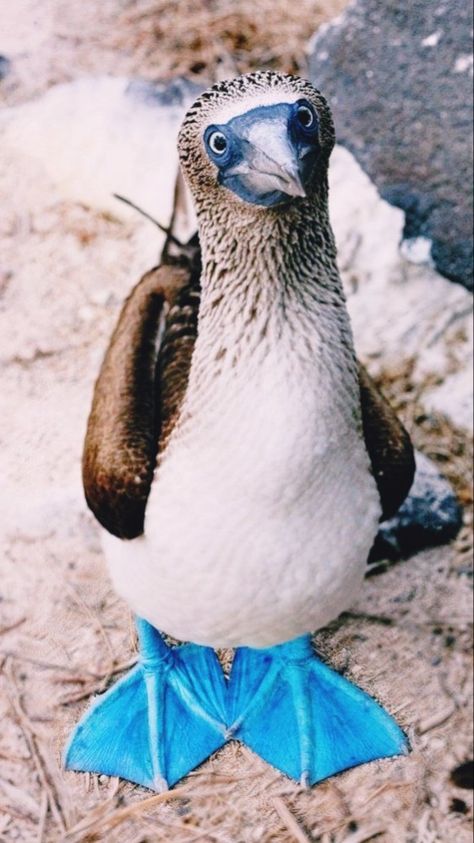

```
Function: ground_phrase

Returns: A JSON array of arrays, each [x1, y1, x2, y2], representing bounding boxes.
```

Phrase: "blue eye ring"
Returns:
[[294, 100, 318, 134], [205, 127, 229, 157]]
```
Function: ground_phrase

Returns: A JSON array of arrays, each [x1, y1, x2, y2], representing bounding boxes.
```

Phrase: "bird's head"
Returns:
[[178, 72, 335, 216]]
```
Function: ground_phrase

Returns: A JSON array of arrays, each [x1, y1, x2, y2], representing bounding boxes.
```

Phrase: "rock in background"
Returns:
[[371, 451, 463, 563], [309, 0, 474, 291], [330, 144, 473, 433]]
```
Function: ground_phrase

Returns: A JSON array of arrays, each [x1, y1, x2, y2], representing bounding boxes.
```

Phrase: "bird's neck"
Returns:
[[192, 190, 353, 361], [175, 189, 360, 439]]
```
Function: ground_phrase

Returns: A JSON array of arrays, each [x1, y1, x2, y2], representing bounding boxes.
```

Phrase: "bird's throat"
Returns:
[[179, 193, 359, 415], [195, 194, 343, 354]]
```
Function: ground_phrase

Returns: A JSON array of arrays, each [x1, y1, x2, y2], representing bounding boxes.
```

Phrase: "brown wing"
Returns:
[[359, 363, 415, 521], [82, 237, 200, 539]]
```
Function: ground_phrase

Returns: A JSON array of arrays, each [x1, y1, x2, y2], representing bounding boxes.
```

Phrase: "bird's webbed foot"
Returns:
[[227, 635, 408, 785], [64, 618, 228, 791]]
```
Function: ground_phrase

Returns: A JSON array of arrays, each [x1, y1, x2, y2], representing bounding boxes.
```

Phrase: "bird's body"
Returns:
[[66, 72, 415, 790], [105, 193, 381, 646]]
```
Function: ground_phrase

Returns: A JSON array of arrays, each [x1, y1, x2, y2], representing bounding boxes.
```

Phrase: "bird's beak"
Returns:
[[223, 119, 309, 204], [237, 141, 307, 198]]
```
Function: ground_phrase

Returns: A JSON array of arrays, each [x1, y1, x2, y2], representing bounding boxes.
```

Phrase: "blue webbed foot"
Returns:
[[227, 635, 408, 786], [64, 618, 228, 791]]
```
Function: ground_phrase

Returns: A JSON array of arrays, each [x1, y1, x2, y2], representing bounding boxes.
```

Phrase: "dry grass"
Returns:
[[111, 0, 347, 81]]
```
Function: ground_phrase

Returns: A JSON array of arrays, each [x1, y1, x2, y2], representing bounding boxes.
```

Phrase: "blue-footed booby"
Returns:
[[65, 71, 415, 791]]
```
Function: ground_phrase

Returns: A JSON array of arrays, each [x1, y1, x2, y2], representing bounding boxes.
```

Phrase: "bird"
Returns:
[[64, 71, 415, 791]]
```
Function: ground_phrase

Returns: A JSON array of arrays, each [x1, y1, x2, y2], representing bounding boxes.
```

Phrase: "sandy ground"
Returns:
[[0, 1, 473, 841]]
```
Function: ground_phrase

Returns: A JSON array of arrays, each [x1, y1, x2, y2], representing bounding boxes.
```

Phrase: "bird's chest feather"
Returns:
[[155, 344, 355, 513], [104, 316, 381, 647]]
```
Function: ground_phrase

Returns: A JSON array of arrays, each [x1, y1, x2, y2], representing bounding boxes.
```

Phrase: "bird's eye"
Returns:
[[296, 104, 316, 129], [208, 131, 228, 155]]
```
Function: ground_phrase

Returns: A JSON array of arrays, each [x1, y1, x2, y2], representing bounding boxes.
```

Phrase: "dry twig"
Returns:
[[418, 703, 457, 735], [272, 797, 311, 843], [64, 788, 189, 840], [4, 661, 67, 834]]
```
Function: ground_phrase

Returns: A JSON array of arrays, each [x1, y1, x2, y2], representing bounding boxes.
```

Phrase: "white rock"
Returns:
[[0, 76, 189, 245], [423, 366, 474, 431], [328, 145, 473, 432], [400, 236, 433, 266], [1, 484, 85, 541], [421, 31, 442, 47], [453, 54, 474, 74]]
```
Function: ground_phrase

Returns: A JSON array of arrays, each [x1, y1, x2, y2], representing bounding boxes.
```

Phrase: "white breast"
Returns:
[[103, 327, 381, 648]]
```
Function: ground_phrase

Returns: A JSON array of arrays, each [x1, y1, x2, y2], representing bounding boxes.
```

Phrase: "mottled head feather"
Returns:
[[178, 71, 335, 210]]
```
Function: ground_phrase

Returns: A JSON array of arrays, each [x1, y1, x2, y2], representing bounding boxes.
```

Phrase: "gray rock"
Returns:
[[370, 451, 463, 563], [309, 0, 474, 290]]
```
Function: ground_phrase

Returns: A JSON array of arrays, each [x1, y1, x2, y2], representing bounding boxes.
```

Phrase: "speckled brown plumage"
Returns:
[[82, 237, 200, 539], [157, 238, 201, 449]]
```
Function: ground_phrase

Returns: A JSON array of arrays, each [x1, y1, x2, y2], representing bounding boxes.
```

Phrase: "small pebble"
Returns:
[[90, 288, 113, 307], [78, 306, 94, 322], [450, 797, 468, 814], [450, 760, 474, 789]]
